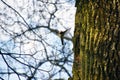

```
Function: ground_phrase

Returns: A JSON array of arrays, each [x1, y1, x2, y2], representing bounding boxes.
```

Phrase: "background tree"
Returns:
[[72, 0, 120, 80], [0, 0, 76, 80]]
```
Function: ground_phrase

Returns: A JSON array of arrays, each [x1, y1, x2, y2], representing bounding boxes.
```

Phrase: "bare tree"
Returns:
[[0, 0, 75, 80]]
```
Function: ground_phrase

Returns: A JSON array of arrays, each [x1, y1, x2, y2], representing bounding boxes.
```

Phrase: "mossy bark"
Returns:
[[72, 0, 120, 80]]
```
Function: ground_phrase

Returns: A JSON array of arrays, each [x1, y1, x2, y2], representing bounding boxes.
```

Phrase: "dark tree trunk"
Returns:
[[71, 0, 120, 80]]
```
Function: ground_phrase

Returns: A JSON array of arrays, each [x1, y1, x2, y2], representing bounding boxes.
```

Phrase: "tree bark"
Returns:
[[72, 0, 120, 80]]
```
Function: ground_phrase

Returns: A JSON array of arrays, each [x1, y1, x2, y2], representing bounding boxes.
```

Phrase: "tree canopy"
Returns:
[[0, 0, 76, 80]]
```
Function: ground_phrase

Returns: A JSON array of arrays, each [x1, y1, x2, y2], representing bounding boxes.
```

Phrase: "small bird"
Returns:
[[59, 29, 69, 45], [48, 27, 71, 45]]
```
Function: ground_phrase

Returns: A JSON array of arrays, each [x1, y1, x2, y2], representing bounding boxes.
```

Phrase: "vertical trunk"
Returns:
[[72, 0, 120, 80]]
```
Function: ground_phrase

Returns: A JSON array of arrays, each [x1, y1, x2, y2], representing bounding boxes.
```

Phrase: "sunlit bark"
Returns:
[[72, 0, 120, 80]]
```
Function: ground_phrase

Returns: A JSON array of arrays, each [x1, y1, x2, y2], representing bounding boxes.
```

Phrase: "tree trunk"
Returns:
[[71, 0, 120, 80]]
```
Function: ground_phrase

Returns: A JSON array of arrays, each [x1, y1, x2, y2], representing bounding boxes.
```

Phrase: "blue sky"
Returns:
[[0, 0, 76, 79]]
